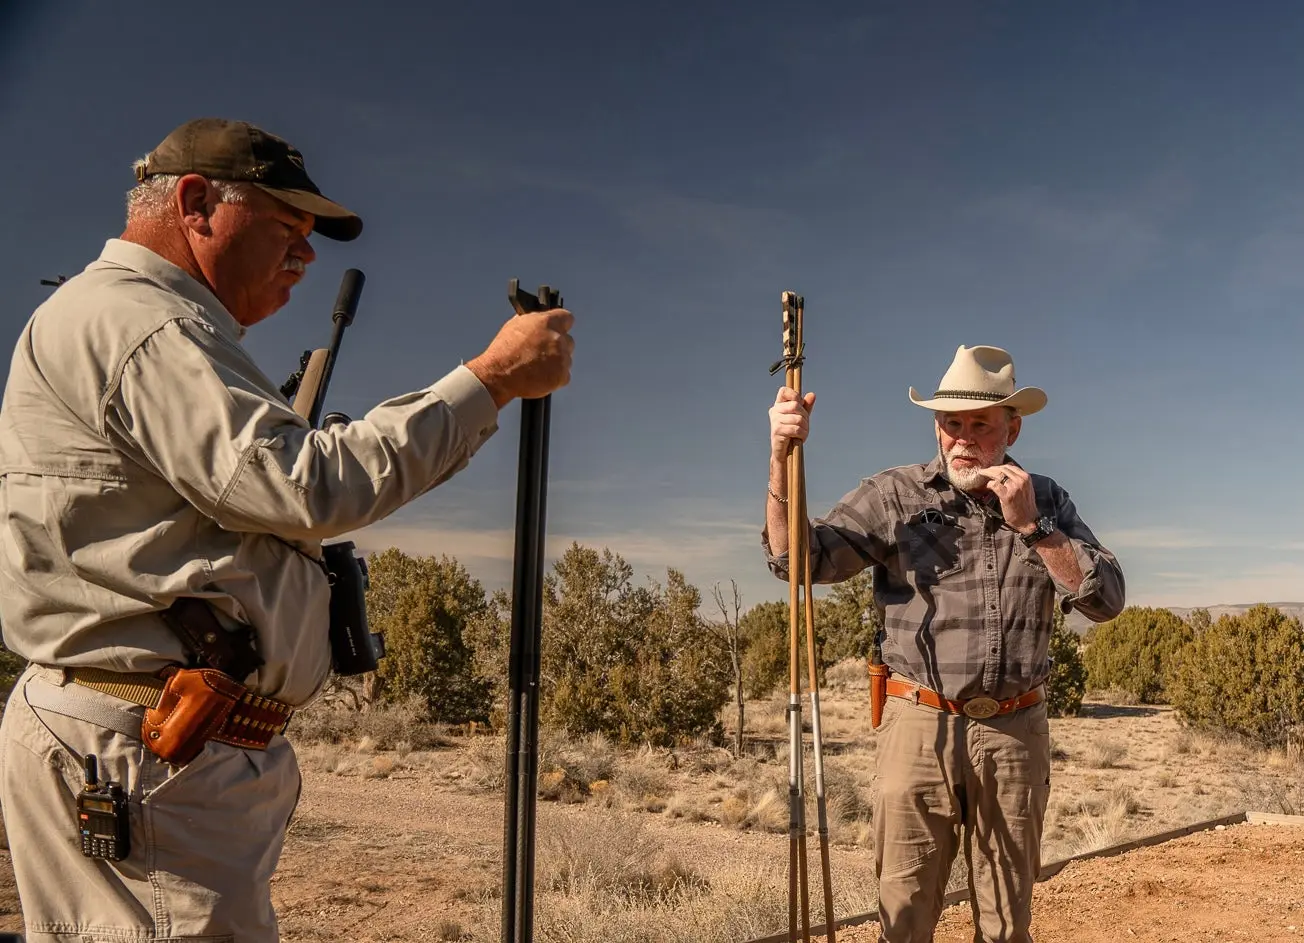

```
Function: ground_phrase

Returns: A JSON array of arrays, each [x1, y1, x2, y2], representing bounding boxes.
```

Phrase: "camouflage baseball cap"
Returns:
[[135, 117, 363, 241]]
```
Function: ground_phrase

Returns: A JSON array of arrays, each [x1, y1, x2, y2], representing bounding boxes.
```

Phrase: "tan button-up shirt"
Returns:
[[0, 239, 499, 705], [764, 455, 1126, 701]]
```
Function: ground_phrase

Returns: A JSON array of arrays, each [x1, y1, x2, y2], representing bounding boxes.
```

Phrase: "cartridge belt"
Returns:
[[67, 666, 293, 751], [886, 677, 1045, 720]]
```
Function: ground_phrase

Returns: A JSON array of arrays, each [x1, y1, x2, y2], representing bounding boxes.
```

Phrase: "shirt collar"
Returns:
[[95, 238, 247, 343]]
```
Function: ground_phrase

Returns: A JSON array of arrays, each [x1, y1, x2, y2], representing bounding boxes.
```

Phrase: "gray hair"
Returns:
[[125, 159, 252, 223]]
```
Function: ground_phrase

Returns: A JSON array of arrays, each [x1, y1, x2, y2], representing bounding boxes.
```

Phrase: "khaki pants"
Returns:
[[873, 689, 1051, 943], [0, 665, 301, 942]]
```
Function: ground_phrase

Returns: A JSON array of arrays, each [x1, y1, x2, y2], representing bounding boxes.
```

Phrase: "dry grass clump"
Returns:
[[748, 695, 790, 740], [1165, 728, 1194, 757], [684, 744, 736, 776], [820, 753, 875, 844], [824, 658, 869, 692], [1087, 686, 1140, 706], [538, 814, 706, 901], [613, 747, 674, 811], [531, 730, 620, 803], [457, 733, 507, 791], [288, 696, 457, 751], [1266, 738, 1303, 771], [1082, 736, 1128, 769], [1063, 783, 1142, 855], [363, 754, 399, 779], [745, 788, 788, 833], [1050, 736, 1070, 762], [664, 792, 713, 822], [296, 742, 354, 775], [464, 815, 788, 943]]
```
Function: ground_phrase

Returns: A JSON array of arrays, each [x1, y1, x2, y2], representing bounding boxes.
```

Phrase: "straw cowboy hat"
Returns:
[[909, 345, 1047, 416]]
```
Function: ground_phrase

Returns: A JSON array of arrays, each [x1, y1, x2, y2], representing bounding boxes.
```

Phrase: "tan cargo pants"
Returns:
[[0, 665, 302, 943], [872, 686, 1052, 943]]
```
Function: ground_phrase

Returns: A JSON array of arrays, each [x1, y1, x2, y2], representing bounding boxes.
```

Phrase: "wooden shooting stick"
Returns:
[[501, 279, 561, 943], [778, 292, 811, 943], [774, 291, 835, 943], [795, 299, 836, 943]]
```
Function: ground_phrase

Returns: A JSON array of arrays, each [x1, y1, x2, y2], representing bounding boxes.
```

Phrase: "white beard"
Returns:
[[941, 442, 1006, 492]]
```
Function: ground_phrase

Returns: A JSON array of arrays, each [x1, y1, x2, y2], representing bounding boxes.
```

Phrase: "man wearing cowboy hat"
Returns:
[[0, 118, 573, 941], [763, 344, 1124, 942]]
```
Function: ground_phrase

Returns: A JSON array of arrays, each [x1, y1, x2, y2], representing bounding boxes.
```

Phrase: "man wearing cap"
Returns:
[[0, 118, 574, 940], [763, 344, 1124, 943]]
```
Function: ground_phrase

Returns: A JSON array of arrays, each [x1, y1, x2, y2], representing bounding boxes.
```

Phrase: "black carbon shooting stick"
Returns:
[[501, 278, 561, 943], [283, 268, 366, 426]]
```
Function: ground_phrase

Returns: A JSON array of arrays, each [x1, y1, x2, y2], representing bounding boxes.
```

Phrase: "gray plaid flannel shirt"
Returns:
[[763, 454, 1125, 701]]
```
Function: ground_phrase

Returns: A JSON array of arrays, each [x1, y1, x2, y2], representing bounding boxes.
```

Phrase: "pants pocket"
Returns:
[[143, 738, 298, 942]]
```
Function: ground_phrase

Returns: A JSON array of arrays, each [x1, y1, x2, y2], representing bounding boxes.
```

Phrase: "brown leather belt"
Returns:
[[68, 667, 293, 751], [886, 677, 1044, 719]]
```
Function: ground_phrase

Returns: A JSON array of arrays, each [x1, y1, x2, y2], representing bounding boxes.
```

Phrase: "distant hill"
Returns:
[[1066, 602, 1304, 635]]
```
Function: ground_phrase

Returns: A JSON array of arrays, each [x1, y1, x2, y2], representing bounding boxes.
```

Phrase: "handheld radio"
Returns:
[[77, 754, 130, 861]]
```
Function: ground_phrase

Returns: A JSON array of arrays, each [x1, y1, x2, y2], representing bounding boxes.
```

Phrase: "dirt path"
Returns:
[[0, 692, 1299, 941], [273, 767, 881, 941], [837, 820, 1304, 942]]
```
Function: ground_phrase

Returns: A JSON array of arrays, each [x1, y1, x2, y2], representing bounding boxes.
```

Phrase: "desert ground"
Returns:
[[0, 663, 1300, 942]]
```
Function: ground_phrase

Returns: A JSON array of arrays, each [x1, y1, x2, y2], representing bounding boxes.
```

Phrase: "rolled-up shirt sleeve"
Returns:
[[102, 317, 499, 542], [763, 479, 892, 584], [1049, 485, 1126, 622]]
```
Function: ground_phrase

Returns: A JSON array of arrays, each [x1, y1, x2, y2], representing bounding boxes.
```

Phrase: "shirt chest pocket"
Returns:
[[900, 509, 965, 585]]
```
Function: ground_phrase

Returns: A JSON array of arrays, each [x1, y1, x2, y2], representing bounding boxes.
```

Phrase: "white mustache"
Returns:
[[281, 257, 306, 274]]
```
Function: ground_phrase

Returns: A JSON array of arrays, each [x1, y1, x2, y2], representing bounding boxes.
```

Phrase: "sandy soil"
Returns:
[[838, 819, 1304, 942], [0, 819, 1298, 941], [0, 691, 1299, 941]]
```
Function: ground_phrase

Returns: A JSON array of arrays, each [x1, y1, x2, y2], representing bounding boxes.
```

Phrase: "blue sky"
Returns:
[[2, 1, 1301, 614]]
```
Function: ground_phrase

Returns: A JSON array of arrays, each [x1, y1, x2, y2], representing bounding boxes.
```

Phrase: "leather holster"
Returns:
[[142, 667, 245, 765], [869, 660, 889, 729]]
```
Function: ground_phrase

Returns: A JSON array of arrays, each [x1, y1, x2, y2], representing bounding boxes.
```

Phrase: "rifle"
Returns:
[[281, 268, 364, 428], [281, 269, 384, 676], [501, 279, 561, 943]]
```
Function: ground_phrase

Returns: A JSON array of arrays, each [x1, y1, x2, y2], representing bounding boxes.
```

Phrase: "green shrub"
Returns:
[[1046, 608, 1087, 717], [1165, 605, 1304, 748], [534, 545, 731, 747], [816, 570, 879, 665], [739, 601, 790, 700], [1082, 606, 1193, 703], [366, 548, 493, 724]]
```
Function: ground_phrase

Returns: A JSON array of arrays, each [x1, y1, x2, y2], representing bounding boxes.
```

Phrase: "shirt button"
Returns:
[[987, 563, 994, 570], [990, 646, 998, 654], [989, 603, 996, 610]]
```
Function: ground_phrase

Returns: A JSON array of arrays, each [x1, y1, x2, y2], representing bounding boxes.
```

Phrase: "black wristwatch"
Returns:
[[1020, 515, 1056, 547]]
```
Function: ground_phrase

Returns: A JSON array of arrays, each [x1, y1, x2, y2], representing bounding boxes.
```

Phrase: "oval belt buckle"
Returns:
[[962, 696, 1000, 719]]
